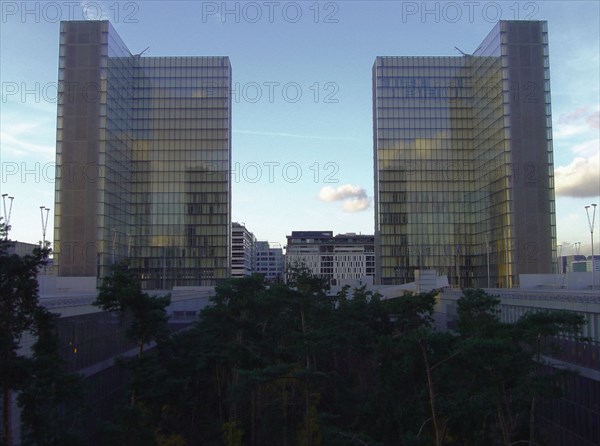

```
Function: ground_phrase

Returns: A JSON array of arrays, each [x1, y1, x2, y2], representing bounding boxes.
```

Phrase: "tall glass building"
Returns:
[[54, 21, 231, 288], [373, 21, 555, 287]]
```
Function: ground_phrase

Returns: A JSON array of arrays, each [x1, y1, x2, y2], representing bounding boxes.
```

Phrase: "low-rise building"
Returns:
[[255, 241, 284, 282], [231, 223, 256, 278], [285, 231, 375, 287]]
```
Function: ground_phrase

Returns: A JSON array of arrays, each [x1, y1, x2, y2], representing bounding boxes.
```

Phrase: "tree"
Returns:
[[514, 310, 586, 445], [450, 290, 586, 445], [94, 260, 171, 358], [0, 223, 50, 446], [93, 261, 173, 444], [17, 308, 84, 446], [98, 279, 588, 446], [456, 288, 501, 337]]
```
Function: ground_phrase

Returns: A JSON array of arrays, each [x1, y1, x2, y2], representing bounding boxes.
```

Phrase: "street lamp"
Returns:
[[2, 194, 14, 239], [484, 234, 490, 288], [111, 229, 117, 264], [503, 227, 510, 288], [585, 204, 597, 289], [40, 206, 50, 246]]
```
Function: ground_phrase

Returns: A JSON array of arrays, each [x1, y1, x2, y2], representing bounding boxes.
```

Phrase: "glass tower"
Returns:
[[373, 21, 555, 287], [54, 21, 231, 288]]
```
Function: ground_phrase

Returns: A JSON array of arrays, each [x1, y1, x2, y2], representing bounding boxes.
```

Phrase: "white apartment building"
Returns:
[[285, 231, 375, 286], [231, 223, 256, 278]]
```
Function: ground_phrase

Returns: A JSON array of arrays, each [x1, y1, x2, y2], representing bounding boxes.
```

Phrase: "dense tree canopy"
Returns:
[[96, 273, 585, 446], [0, 223, 52, 446], [3, 243, 585, 446], [94, 261, 171, 357]]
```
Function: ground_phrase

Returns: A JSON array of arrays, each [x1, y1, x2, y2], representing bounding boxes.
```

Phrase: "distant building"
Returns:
[[558, 255, 587, 274], [231, 223, 256, 278], [560, 255, 600, 273], [255, 241, 284, 282], [6, 240, 39, 256], [572, 260, 589, 273], [585, 255, 600, 273], [373, 21, 555, 287], [6, 241, 55, 276], [285, 231, 375, 287]]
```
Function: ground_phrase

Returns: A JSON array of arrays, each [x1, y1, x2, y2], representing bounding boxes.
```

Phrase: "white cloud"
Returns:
[[318, 184, 372, 213], [0, 119, 55, 160], [570, 138, 600, 157], [553, 122, 589, 140], [558, 105, 592, 125], [319, 184, 367, 202], [80, 1, 110, 20], [341, 197, 371, 213], [587, 110, 600, 129], [555, 154, 600, 198], [554, 105, 599, 140]]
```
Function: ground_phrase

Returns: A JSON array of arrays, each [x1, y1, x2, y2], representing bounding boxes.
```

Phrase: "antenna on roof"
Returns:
[[134, 46, 150, 57], [454, 46, 469, 56]]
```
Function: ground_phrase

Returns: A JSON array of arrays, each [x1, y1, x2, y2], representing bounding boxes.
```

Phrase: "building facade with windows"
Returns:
[[255, 241, 284, 282], [373, 20, 555, 287], [286, 231, 375, 286], [53, 20, 231, 288], [231, 222, 256, 278]]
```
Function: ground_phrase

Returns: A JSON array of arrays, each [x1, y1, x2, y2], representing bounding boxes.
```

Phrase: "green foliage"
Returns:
[[0, 222, 52, 446], [98, 404, 158, 446], [286, 262, 330, 297], [17, 308, 84, 446], [222, 421, 244, 446], [1, 230, 51, 379], [515, 310, 587, 349], [100, 278, 586, 446], [456, 288, 501, 337], [93, 261, 175, 444], [94, 260, 171, 355]]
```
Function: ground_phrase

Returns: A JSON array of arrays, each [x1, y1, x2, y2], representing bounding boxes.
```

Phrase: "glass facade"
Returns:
[[54, 21, 231, 288], [374, 21, 555, 287]]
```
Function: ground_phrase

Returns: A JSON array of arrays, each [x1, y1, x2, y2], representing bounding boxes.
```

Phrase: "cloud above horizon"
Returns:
[[553, 104, 599, 198], [318, 184, 371, 212], [555, 153, 600, 198], [554, 105, 600, 140]]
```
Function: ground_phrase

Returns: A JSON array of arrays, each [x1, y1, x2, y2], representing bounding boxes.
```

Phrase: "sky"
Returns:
[[1, 0, 599, 255]]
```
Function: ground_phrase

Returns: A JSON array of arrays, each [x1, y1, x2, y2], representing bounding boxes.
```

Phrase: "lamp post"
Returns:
[[557, 244, 562, 272], [484, 234, 491, 288], [40, 206, 50, 246], [2, 194, 14, 239], [585, 204, 597, 289], [503, 227, 510, 288], [111, 229, 117, 264], [557, 244, 562, 286]]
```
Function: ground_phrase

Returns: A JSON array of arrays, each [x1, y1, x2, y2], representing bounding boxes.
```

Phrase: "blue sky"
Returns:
[[1, 1, 599, 254]]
